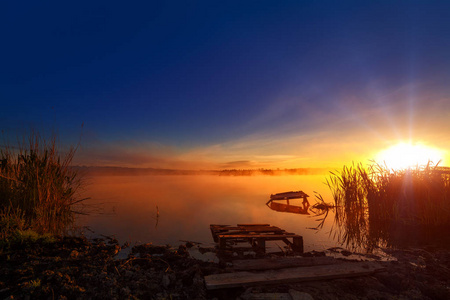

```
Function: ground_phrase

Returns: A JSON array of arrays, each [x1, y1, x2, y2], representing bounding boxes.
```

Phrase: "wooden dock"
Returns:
[[206, 224, 386, 291], [210, 224, 303, 253]]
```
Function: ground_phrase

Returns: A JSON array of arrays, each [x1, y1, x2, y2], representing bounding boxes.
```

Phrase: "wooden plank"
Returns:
[[204, 262, 385, 290], [253, 238, 266, 253], [240, 293, 291, 300], [211, 225, 281, 235], [210, 225, 241, 230], [210, 225, 241, 242], [217, 234, 303, 251], [232, 256, 340, 271], [242, 226, 284, 232], [218, 234, 299, 239], [239, 225, 282, 231], [219, 237, 228, 249], [292, 236, 303, 253], [211, 224, 283, 237], [218, 229, 284, 236]]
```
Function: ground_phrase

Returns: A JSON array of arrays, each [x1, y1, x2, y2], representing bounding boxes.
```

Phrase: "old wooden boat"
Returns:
[[267, 190, 310, 215], [270, 191, 309, 201]]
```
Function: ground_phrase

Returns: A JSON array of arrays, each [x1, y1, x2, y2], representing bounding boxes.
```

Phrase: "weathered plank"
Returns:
[[217, 228, 284, 236], [211, 224, 283, 242], [237, 224, 271, 227], [204, 262, 385, 290], [211, 224, 279, 233], [233, 256, 340, 271], [210, 225, 241, 242], [240, 293, 292, 300], [218, 234, 303, 253], [218, 234, 299, 239]]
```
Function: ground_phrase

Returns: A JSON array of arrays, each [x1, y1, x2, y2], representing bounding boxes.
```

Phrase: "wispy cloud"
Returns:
[[72, 81, 450, 169]]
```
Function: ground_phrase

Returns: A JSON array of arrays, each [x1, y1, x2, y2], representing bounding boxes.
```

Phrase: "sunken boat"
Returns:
[[267, 190, 310, 215]]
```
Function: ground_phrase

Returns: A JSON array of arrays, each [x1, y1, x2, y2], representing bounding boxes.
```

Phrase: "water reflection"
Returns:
[[266, 201, 309, 214], [76, 174, 337, 252]]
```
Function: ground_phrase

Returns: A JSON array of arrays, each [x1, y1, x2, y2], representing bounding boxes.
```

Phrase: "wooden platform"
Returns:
[[210, 224, 303, 253], [204, 261, 385, 290]]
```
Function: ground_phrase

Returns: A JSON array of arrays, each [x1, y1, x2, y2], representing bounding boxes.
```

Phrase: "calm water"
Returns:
[[75, 174, 341, 252]]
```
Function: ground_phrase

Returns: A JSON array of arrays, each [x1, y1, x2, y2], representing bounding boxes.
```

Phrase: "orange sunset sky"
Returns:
[[2, 1, 449, 170]]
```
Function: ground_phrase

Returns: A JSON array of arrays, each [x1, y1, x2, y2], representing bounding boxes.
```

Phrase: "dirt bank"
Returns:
[[1, 236, 449, 299]]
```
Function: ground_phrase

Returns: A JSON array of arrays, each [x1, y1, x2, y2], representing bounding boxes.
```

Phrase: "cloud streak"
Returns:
[[70, 80, 450, 169]]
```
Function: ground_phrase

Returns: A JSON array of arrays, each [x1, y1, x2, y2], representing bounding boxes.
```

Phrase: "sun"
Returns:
[[375, 142, 444, 170]]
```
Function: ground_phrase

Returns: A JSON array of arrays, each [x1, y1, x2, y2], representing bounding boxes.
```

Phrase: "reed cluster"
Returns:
[[0, 133, 82, 239], [328, 162, 450, 250]]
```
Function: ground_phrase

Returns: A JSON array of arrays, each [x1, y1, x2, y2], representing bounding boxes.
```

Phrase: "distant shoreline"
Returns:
[[72, 166, 331, 176]]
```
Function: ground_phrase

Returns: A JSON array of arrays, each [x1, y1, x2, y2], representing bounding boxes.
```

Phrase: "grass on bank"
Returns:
[[328, 162, 450, 250], [0, 133, 83, 249]]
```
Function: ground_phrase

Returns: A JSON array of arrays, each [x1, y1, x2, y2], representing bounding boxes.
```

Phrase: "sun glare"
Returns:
[[375, 143, 444, 170]]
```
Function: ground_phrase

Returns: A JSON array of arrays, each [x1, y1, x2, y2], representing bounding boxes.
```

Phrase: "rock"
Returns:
[[69, 250, 79, 259], [193, 272, 204, 287], [120, 287, 131, 297], [239, 287, 254, 300], [302, 250, 326, 257], [123, 270, 134, 278], [375, 272, 407, 292], [184, 241, 195, 248], [341, 250, 352, 257], [177, 244, 188, 256], [3, 235, 450, 300], [289, 289, 315, 300], [162, 273, 171, 288]]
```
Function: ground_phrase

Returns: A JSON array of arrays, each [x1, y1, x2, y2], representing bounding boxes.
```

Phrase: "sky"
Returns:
[[1, 0, 450, 169]]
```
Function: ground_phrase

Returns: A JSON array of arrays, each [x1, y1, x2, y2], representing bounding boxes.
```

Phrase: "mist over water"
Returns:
[[76, 174, 339, 252]]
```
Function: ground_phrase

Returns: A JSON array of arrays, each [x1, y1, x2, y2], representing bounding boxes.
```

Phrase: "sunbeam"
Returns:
[[375, 142, 444, 170]]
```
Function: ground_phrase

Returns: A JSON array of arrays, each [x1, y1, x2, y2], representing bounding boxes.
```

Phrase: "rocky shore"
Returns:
[[1, 236, 449, 299]]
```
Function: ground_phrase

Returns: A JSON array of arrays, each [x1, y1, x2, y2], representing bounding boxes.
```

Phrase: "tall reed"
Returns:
[[327, 163, 372, 249], [328, 162, 450, 250], [0, 132, 82, 235]]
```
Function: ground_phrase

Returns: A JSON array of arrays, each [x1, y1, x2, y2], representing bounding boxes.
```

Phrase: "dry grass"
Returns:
[[0, 132, 84, 237]]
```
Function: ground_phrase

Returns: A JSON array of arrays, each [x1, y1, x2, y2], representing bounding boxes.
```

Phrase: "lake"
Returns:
[[75, 174, 341, 252]]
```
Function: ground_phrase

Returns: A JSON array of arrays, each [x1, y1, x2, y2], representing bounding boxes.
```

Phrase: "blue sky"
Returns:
[[1, 1, 450, 169]]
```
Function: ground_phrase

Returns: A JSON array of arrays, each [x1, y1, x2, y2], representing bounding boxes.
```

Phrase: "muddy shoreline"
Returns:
[[1, 236, 449, 300]]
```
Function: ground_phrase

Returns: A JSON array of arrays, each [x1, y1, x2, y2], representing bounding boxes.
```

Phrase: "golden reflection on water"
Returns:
[[76, 174, 338, 251]]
